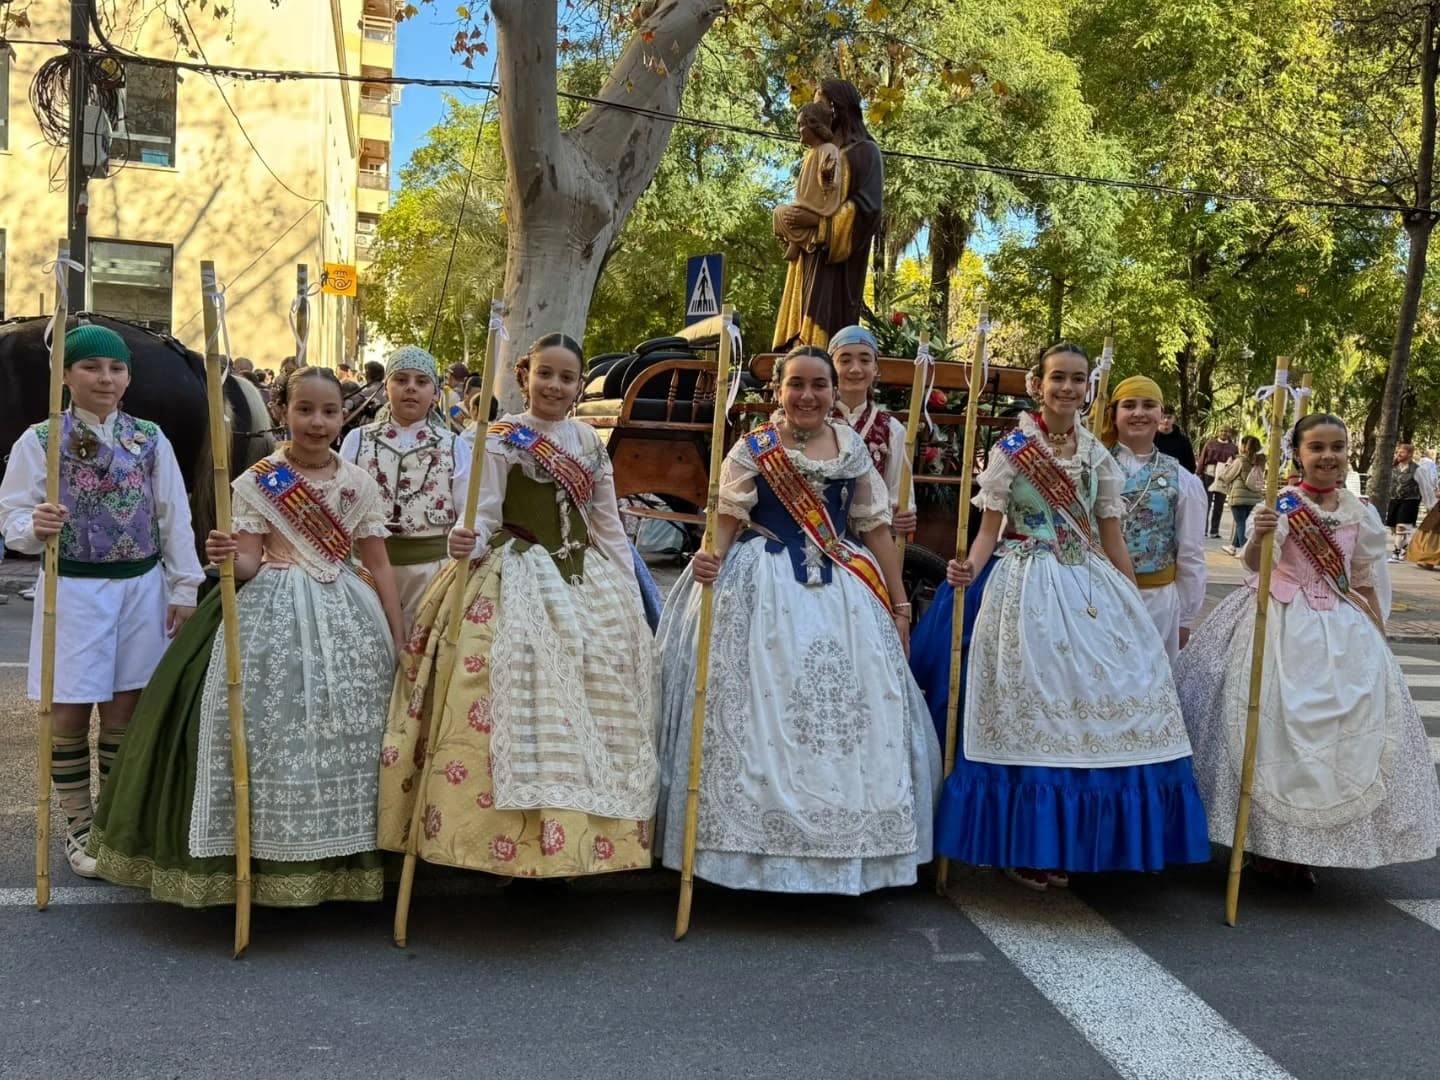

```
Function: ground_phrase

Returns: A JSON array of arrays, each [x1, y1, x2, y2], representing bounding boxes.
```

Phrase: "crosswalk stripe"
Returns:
[[1415, 700, 1440, 720], [1430, 738, 1440, 764], [1398, 656, 1440, 668], [949, 876, 1296, 1080], [1390, 900, 1440, 933], [1400, 674, 1440, 688]]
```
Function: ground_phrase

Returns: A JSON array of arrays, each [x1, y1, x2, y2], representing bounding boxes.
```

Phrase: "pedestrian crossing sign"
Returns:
[[685, 253, 724, 326]]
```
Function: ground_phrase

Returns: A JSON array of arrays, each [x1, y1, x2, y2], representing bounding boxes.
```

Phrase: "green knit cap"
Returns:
[[64, 325, 132, 368]]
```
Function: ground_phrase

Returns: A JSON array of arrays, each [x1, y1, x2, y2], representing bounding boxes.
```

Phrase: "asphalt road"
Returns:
[[1, 596, 1438, 1080]]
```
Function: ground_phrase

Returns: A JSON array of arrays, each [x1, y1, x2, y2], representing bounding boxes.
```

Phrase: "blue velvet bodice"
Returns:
[[739, 473, 857, 585]]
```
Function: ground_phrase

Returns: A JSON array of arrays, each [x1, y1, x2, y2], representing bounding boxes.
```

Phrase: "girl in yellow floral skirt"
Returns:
[[376, 333, 658, 877]]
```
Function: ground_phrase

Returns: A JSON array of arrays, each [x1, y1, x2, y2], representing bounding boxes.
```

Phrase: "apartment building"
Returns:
[[0, 0, 399, 369]]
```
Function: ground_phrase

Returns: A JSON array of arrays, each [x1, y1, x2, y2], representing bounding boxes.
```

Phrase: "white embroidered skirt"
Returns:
[[1177, 586, 1440, 868], [656, 539, 941, 895]]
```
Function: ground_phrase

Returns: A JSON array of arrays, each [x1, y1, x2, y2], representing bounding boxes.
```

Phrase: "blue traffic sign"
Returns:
[[684, 253, 724, 326]]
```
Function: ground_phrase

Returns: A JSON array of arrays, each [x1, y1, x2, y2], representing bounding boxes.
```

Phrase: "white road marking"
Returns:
[[1400, 674, 1440, 688], [0, 886, 149, 906], [1398, 656, 1440, 668], [1415, 700, 1440, 720], [1431, 738, 1440, 764], [1390, 899, 1440, 932], [0, 661, 28, 668], [949, 875, 1296, 1080]]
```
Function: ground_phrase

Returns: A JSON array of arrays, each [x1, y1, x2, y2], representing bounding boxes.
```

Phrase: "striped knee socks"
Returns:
[[50, 730, 92, 843]]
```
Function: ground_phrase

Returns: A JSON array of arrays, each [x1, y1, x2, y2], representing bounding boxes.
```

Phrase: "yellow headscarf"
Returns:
[[1100, 375, 1164, 447]]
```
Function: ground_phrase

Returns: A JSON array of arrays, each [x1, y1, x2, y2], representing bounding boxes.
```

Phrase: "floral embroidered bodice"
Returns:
[[37, 410, 160, 563], [1114, 449, 1181, 575]]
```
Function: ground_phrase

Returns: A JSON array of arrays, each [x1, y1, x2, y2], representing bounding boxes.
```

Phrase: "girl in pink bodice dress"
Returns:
[[1176, 414, 1440, 888]]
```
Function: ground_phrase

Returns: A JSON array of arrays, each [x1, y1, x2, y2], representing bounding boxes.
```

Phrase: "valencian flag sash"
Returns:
[[489, 421, 595, 508], [743, 423, 891, 611], [253, 459, 376, 589], [996, 425, 1094, 541]]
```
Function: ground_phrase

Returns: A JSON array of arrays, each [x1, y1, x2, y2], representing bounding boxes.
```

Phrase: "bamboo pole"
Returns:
[[1225, 354, 1292, 927], [674, 302, 736, 941], [199, 262, 253, 957], [35, 240, 70, 911], [935, 306, 989, 896], [1295, 372, 1312, 421], [393, 298, 504, 948], [895, 332, 929, 563], [1086, 337, 1115, 436]]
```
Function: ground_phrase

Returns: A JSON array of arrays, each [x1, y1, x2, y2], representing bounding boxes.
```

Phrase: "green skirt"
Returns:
[[89, 589, 385, 908]]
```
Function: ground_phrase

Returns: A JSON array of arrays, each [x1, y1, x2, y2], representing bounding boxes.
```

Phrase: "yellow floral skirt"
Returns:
[[376, 551, 652, 876]]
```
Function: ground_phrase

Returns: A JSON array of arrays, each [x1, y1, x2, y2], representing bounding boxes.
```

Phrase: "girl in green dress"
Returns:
[[89, 367, 405, 907]]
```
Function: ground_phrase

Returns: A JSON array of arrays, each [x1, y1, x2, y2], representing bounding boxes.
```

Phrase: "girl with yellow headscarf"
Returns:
[[1101, 376, 1208, 661]]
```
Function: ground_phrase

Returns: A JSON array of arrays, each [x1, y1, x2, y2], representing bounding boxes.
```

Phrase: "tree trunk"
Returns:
[[1047, 272, 1066, 342], [927, 204, 970, 339], [1368, 213, 1435, 513], [491, 0, 724, 411], [1368, 3, 1437, 515]]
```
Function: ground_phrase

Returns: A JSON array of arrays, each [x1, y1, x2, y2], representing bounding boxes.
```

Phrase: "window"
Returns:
[[1, 50, 10, 151], [89, 239, 173, 331], [112, 63, 176, 167]]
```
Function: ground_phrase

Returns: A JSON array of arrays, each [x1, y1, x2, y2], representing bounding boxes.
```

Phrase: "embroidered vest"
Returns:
[[36, 413, 160, 564], [356, 422, 458, 536], [742, 474, 857, 586], [1118, 451, 1181, 575]]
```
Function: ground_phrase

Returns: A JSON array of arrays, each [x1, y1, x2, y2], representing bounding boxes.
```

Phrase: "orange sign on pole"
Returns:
[[323, 263, 357, 296]]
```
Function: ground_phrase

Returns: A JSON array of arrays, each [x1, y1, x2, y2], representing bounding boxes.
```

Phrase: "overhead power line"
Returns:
[[3, 34, 1429, 221]]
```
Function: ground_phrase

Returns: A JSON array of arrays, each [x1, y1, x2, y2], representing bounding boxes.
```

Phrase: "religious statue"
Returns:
[[771, 79, 885, 350]]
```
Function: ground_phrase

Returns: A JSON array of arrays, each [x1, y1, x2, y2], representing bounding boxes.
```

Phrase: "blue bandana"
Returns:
[[828, 325, 878, 357]]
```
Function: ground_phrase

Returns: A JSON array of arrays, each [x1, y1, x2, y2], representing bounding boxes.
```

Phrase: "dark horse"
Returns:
[[0, 314, 275, 550]]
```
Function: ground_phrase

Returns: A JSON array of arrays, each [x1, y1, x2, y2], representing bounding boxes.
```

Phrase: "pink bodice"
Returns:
[[1254, 522, 1359, 611]]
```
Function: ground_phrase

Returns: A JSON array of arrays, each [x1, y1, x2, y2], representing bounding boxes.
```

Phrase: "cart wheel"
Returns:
[[902, 545, 949, 623]]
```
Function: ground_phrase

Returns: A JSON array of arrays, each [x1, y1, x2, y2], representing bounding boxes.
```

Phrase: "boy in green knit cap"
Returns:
[[0, 323, 204, 877]]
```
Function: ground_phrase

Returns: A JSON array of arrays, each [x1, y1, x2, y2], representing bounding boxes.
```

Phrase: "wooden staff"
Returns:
[[1086, 336, 1115, 436], [35, 240, 70, 911], [675, 301, 736, 941], [935, 306, 989, 896], [1225, 354, 1291, 927], [394, 298, 505, 948], [895, 331, 930, 562], [199, 262, 253, 957]]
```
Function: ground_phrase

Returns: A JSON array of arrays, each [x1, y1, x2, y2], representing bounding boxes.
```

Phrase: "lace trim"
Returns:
[[90, 825, 383, 908]]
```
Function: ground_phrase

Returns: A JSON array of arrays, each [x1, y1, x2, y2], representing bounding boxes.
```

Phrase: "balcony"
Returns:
[[361, 16, 395, 69], [358, 167, 390, 215], [359, 89, 393, 142]]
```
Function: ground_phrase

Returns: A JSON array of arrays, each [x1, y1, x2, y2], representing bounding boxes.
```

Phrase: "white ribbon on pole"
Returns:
[[210, 286, 236, 381], [488, 300, 510, 342], [41, 255, 85, 353], [914, 338, 938, 437], [1085, 340, 1114, 409], [721, 311, 744, 413], [288, 295, 309, 367], [1254, 367, 1302, 446]]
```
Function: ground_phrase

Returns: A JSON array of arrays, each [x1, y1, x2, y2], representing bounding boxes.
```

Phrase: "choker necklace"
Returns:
[[285, 445, 332, 470], [1299, 481, 1336, 497], [1033, 412, 1073, 451], [786, 420, 817, 446]]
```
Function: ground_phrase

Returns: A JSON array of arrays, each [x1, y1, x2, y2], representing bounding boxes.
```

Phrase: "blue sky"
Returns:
[[390, 12, 497, 185]]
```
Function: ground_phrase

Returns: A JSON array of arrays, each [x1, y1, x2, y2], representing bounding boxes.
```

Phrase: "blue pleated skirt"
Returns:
[[909, 557, 1212, 873], [631, 544, 664, 633]]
